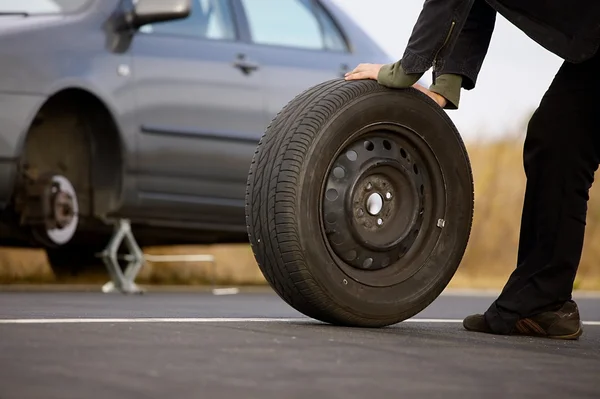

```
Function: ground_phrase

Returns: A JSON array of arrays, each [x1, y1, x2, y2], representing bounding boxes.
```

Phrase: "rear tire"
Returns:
[[45, 241, 106, 279], [245, 79, 474, 328], [45, 234, 128, 280]]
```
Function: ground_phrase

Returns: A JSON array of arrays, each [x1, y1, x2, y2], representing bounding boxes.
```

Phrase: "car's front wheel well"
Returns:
[[19, 88, 124, 224]]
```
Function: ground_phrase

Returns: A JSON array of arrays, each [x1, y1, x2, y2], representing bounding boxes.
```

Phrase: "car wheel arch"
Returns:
[[16, 87, 125, 219]]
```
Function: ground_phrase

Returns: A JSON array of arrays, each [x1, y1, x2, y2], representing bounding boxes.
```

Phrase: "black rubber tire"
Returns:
[[45, 238, 126, 280], [245, 79, 474, 328], [45, 243, 106, 279]]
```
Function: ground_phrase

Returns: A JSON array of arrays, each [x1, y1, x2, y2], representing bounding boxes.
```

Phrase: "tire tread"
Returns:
[[246, 79, 474, 327]]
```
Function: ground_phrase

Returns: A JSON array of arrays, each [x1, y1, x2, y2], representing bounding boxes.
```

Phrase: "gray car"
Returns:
[[0, 0, 395, 276]]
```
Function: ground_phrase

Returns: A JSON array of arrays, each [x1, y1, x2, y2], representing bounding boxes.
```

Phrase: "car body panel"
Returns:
[[129, 31, 265, 226], [0, 0, 398, 245], [0, 1, 140, 208], [0, 92, 47, 210]]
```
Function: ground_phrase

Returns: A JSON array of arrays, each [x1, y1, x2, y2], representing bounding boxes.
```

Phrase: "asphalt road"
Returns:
[[1, 289, 599, 399]]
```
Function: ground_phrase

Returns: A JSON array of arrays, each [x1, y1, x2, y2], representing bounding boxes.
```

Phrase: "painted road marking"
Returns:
[[0, 318, 301, 324], [440, 289, 600, 299], [0, 317, 598, 326]]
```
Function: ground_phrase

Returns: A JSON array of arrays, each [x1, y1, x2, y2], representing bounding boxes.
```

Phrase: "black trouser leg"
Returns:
[[483, 51, 600, 334]]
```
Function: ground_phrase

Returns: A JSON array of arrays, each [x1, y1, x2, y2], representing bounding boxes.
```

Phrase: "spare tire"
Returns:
[[245, 79, 473, 328]]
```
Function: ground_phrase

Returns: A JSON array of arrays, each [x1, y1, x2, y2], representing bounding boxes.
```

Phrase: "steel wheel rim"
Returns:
[[319, 122, 447, 287]]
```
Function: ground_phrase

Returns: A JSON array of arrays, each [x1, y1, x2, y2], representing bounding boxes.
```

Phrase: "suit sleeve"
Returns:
[[377, 0, 475, 88], [433, 0, 497, 91], [377, 0, 496, 110], [399, 0, 476, 74]]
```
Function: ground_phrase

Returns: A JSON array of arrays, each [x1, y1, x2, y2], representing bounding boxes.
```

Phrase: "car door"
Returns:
[[235, 0, 356, 125], [130, 0, 265, 225]]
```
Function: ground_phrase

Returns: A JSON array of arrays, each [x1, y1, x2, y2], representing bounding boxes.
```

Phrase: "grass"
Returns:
[[1, 133, 599, 291]]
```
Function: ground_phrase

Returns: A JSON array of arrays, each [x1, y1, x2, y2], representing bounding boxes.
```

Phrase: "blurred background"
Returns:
[[1, 0, 598, 291]]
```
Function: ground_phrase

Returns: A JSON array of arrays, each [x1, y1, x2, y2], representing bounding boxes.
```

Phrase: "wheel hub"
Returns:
[[322, 134, 426, 271], [18, 173, 80, 247], [51, 184, 76, 229], [366, 192, 383, 216]]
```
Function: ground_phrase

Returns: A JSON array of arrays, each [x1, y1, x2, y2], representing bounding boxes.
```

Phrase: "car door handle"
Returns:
[[233, 55, 259, 75], [338, 63, 350, 78]]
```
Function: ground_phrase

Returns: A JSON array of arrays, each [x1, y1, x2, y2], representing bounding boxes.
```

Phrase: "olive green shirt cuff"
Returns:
[[377, 61, 423, 88], [429, 74, 462, 110]]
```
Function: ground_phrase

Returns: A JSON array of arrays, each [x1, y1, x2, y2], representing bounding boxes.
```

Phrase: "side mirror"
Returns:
[[129, 0, 191, 29]]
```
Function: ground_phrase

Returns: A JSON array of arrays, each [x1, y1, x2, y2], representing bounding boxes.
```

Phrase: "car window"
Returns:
[[313, 2, 349, 52], [0, 0, 91, 14], [240, 0, 347, 52], [141, 0, 237, 41]]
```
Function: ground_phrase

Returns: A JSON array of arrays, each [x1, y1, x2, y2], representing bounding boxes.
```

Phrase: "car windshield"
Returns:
[[0, 0, 92, 15]]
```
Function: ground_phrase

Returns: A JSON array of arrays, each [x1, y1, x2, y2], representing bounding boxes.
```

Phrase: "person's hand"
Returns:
[[345, 63, 447, 108], [344, 63, 384, 81], [412, 83, 447, 108]]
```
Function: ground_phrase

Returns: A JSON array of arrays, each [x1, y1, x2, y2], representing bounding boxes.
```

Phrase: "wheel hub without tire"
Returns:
[[19, 173, 80, 247], [51, 185, 76, 229], [322, 134, 426, 271]]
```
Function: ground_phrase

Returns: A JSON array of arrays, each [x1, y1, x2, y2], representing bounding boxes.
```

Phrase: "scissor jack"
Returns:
[[97, 219, 216, 294]]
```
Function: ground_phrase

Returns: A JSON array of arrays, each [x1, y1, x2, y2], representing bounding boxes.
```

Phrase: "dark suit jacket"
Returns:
[[400, 0, 600, 90]]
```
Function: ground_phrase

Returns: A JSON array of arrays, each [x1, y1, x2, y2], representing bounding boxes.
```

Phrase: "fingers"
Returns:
[[412, 83, 447, 107], [345, 71, 373, 80], [412, 83, 429, 95], [344, 63, 377, 81], [345, 63, 368, 76], [349, 63, 371, 73], [344, 67, 447, 107]]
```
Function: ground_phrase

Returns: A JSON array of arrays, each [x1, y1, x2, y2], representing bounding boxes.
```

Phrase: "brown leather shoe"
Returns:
[[463, 300, 583, 340]]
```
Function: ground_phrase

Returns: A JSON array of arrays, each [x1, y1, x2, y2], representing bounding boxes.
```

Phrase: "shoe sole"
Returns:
[[545, 326, 583, 340], [512, 326, 583, 340], [463, 324, 583, 340]]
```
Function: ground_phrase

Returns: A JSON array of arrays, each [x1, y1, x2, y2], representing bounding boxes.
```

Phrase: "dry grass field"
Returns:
[[458, 135, 600, 291], [1, 132, 599, 290]]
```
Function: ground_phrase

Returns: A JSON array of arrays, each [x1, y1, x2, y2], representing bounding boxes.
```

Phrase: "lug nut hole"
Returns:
[[333, 167, 345, 179], [326, 188, 338, 201]]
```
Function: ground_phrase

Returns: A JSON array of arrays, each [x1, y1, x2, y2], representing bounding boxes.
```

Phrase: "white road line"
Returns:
[[0, 318, 301, 324], [407, 319, 600, 326], [440, 289, 600, 299], [0, 317, 598, 326]]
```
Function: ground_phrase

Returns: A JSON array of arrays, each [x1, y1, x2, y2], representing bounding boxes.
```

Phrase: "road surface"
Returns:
[[1, 288, 599, 399]]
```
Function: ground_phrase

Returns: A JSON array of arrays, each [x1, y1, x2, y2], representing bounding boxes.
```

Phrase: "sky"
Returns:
[[332, 0, 565, 142]]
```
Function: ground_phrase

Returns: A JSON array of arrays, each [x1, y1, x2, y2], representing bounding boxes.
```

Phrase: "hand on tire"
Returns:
[[345, 63, 447, 108], [245, 78, 473, 328], [344, 63, 384, 81], [412, 83, 448, 108]]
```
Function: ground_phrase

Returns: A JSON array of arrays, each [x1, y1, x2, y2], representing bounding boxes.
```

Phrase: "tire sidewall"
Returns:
[[296, 86, 473, 320]]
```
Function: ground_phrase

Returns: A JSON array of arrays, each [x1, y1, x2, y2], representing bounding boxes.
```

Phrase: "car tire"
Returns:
[[245, 79, 474, 328], [45, 235, 123, 280], [45, 244, 104, 279]]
